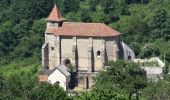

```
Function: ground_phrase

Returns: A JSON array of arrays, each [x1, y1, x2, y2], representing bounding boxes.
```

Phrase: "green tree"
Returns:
[[73, 88, 128, 100], [152, 9, 170, 40], [89, 0, 97, 11], [81, 10, 92, 22], [63, 0, 80, 13], [95, 61, 147, 100], [140, 43, 160, 58], [142, 80, 170, 100], [0, 74, 67, 100]]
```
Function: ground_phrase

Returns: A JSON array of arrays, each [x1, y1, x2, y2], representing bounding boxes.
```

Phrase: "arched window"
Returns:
[[97, 50, 101, 56], [63, 58, 71, 65], [128, 55, 131, 60], [51, 47, 54, 50]]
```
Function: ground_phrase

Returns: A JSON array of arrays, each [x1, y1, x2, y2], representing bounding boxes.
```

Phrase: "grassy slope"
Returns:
[[0, 59, 40, 78]]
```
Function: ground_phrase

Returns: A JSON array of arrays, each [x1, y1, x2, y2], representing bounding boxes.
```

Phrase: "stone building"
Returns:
[[39, 4, 135, 91]]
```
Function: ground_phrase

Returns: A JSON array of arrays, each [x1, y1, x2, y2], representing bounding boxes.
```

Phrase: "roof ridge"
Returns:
[[64, 21, 105, 24]]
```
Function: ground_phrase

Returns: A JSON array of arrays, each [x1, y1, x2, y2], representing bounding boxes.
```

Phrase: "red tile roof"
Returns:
[[47, 4, 65, 22], [46, 5, 121, 37], [45, 22, 121, 37]]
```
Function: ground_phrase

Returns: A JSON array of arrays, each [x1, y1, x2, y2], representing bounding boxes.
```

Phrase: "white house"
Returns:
[[48, 65, 70, 90]]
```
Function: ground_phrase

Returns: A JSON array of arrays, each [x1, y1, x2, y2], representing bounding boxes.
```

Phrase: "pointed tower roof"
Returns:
[[47, 4, 65, 22]]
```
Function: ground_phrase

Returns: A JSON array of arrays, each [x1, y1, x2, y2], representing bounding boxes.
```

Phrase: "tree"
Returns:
[[81, 10, 92, 22], [63, 0, 80, 13], [101, 0, 127, 20], [95, 61, 147, 100], [72, 88, 128, 100], [142, 80, 170, 100], [125, 0, 149, 4], [140, 43, 160, 58], [89, 0, 97, 11], [0, 74, 67, 100], [130, 42, 141, 56], [152, 9, 170, 40]]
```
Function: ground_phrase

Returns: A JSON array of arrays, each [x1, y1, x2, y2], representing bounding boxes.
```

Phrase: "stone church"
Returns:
[[39, 4, 135, 91]]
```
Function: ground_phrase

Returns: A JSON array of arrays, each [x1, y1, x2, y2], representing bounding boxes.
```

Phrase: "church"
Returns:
[[38, 4, 135, 91]]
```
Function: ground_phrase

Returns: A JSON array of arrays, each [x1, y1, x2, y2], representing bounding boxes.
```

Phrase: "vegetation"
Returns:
[[0, 0, 170, 99], [140, 61, 159, 67], [94, 61, 147, 100]]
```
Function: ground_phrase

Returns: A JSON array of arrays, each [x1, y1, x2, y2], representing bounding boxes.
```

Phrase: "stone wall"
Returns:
[[105, 37, 118, 61], [76, 37, 89, 71], [44, 34, 119, 71], [61, 37, 74, 65], [42, 43, 49, 68], [45, 34, 58, 69]]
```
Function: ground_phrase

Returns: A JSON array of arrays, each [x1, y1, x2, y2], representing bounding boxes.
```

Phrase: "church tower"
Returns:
[[47, 4, 65, 28]]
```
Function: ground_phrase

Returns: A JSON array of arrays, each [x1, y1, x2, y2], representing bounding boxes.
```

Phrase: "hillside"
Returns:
[[0, 0, 170, 99]]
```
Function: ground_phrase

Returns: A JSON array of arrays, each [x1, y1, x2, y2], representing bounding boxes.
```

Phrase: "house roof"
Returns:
[[45, 22, 121, 37], [47, 4, 65, 22], [49, 65, 70, 77], [46, 4, 121, 37]]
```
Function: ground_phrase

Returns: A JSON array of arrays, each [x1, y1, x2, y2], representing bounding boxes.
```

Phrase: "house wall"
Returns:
[[59, 36, 112, 71], [76, 37, 89, 71], [48, 69, 67, 90], [45, 34, 56, 69], [92, 38, 104, 71], [61, 37, 74, 65], [44, 34, 119, 71], [42, 43, 49, 68], [105, 37, 118, 61]]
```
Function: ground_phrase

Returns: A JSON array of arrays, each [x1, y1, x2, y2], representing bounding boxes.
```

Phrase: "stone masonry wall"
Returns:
[[45, 34, 119, 71]]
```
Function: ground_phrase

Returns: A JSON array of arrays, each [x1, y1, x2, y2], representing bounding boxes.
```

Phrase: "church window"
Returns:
[[97, 50, 101, 56], [63, 58, 71, 65], [58, 22, 63, 27], [51, 47, 54, 50], [128, 55, 131, 60]]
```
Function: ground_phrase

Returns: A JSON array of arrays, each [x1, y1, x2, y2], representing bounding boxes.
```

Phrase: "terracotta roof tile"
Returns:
[[45, 22, 121, 37], [47, 4, 65, 22]]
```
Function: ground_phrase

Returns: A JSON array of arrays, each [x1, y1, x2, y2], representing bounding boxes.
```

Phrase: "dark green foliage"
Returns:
[[129, 42, 141, 56], [0, 0, 170, 99], [9, 0, 52, 23], [81, 10, 92, 22], [140, 43, 160, 58], [95, 61, 147, 99], [89, 0, 97, 11], [12, 19, 46, 59], [152, 9, 170, 40], [0, 0, 51, 64], [142, 80, 170, 100], [0, 74, 66, 100], [125, 0, 149, 4], [73, 88, 128, 100], [63, 0, 80, 13], [101, 0, 127, 23]]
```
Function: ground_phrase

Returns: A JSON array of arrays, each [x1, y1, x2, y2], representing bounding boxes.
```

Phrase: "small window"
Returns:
[[59, 22, 63, 27], [128, 55, 131, 60], [51, 47, 54, 50], [97, 50, 101, 56]]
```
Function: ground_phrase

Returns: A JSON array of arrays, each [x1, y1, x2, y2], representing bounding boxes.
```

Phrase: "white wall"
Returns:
[[48, 69, 67, 90]]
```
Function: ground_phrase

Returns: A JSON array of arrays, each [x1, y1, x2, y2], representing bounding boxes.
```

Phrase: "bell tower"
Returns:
[[47, 4, 65, 28]]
